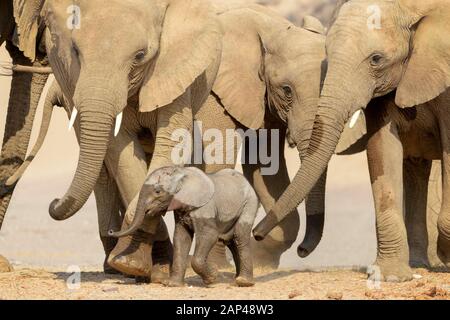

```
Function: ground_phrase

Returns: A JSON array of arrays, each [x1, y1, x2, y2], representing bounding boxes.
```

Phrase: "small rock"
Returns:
[[0, 255, 13, 273], [424, 286, 449, 298], [327, 291, 343, 300], [412, 274, 422, 279], [365, 290, 385, 300], [288, 290, 301, 299]]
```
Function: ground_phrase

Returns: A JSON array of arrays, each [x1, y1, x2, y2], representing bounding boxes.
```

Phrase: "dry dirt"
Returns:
[[0, 266, 449, 300]]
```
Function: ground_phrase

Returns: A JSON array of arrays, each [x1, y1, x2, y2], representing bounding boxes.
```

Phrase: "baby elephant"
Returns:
[[110, 166, 259, 287]]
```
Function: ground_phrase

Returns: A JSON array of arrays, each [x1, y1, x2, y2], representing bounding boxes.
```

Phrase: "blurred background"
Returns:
[[0, 0, 376, 270]]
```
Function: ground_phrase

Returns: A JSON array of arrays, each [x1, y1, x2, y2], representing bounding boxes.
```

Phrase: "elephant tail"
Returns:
[[5, 84, 60, 188]]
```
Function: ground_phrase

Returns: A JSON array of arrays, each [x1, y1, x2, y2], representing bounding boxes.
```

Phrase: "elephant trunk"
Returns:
[[109, 191, 149, 238], [0, 43, 49, 229], [290, 95, 327, 257], [49, 87, 117, 221], [253, 89, 349, 240]]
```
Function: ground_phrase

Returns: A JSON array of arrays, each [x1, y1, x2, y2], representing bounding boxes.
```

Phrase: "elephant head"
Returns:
[[23, 0, 222, 220], [0, 0, 49, 229], [254, 0, 450, 240], [109, 166, 214, 238], [212, 6, 327, 255]]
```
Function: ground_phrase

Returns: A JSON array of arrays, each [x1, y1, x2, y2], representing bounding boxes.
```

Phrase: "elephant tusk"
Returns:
[[68, 108, 78, 131], [12, 65, 53, 74], [349, 109, 361, 129], [114, 112, 123, 137]]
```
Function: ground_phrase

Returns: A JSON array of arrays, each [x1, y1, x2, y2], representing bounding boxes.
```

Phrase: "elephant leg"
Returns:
[[403, 158, 433, 268], [437, 128, 450, 268], [233, 201, 257, 287], [367, 121, 412, 282], [0, 42, 48, 230], [104, 107, 157, 278], [191, 228, 219, 286], [243, 127, 300, 269], [194, 94, 241, 269], [165, 219, 193, 287], [94, 164, 123, 274], [426, 161, 444, 268]]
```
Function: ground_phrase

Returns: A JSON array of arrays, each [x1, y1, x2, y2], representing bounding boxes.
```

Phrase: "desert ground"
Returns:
[[0, 0, 449, 300]]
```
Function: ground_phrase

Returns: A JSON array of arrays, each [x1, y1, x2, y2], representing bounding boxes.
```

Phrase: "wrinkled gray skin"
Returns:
[[254, 0, 450, 282], [110, 167, 259, 287], [0, 0, 49, 271]]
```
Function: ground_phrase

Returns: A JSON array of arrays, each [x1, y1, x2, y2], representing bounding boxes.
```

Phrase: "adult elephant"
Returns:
[[0, 0, 49, 270], [10, 0, 223, 279], [110, 4, 328, 270], [254, 0, 450, 281]]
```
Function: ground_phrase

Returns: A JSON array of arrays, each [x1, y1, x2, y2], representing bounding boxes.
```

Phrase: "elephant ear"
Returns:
[[139, 0, 222, 112], [12, 0, 46, 61], [168, 167, 215, 211], [212, 9, 266, 129], [0, 1, 14, 47], [302, 16, 325, 35], [396, 1, 450, 108], [335, 110, 368, 155]]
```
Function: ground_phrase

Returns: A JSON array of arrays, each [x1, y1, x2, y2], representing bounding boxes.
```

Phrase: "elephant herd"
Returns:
[[0, 0, 449, 286]]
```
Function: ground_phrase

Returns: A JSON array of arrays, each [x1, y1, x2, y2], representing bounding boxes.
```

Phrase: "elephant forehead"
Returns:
[[145, 167, 177, 189]]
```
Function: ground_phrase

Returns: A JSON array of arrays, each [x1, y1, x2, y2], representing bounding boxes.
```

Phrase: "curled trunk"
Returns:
[[49, 97, 114, 220], [0, 42, 49, 229], [253, 100, 347, 240], [109, 197, 146, 238]]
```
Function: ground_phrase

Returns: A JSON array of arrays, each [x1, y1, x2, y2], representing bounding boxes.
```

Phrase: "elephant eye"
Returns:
[[135, 49, 147, 62], [370, 53, 384, 66], [282, 85, 293, 98]]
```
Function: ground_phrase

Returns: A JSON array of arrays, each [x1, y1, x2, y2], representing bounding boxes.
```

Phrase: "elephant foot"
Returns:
[[150, 238, 173, 283], [0, 254, 13, 273], [437, 237, 450, 268], [101, 236, 121, 275], [107, 229, 153, 277], [368, 258, 413, 282], [207, 242, 232, 270], [235, 276, 254, 287]]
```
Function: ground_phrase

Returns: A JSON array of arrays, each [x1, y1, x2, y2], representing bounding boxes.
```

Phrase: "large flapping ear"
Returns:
[[396, 0, 450, 108], [302, 16, 325, 35], [139, 0, 222, 112], [335, 109, 368, 155], [212, 8, 267, 129], [41, 2, 78, 105], [0, 1, 14, 47], [168, 167, 215, 211], [13, 0, 46, 61]]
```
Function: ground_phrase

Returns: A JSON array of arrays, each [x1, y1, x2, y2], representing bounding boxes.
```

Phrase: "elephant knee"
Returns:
[[191, 257, 204, 275]]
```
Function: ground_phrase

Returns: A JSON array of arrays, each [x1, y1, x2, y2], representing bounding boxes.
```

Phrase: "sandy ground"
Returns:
[[0, 266, 449, 300]]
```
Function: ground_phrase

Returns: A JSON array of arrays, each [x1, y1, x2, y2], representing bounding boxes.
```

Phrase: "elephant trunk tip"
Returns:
[[297, 245, 312, 258], [107, 229, 129, 238], [252, 213, 280, 241], [48, 197, 76, 221]]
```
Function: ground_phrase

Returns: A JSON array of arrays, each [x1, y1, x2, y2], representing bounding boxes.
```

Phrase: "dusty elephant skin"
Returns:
[[110, 167, 259, 287], [254, 0, 450, 282]]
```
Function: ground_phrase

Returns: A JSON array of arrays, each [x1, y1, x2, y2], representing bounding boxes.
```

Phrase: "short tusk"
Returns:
[[12, 65, 53, 74], [114, 112, 123, 137], [349, 109, 362, 129], [68, 108, 78, 131]]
